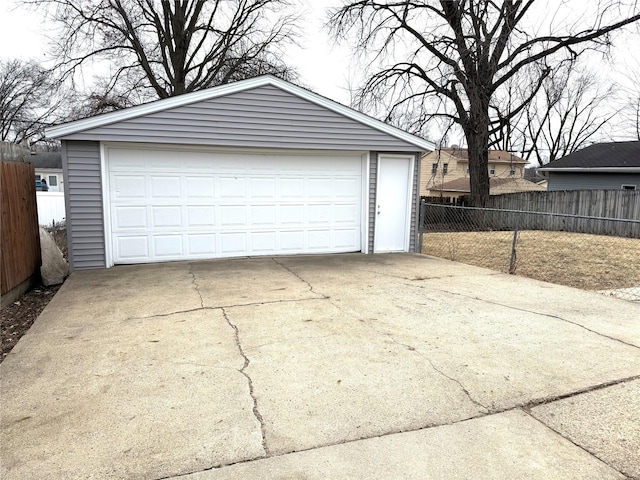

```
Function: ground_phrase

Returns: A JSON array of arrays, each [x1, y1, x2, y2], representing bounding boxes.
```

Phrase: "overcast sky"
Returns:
[[1, 0, 638, 147], [0, 0, 353, 104]]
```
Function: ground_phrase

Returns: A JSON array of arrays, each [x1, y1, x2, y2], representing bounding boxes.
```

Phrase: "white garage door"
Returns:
[[106, 147, 363, 264]]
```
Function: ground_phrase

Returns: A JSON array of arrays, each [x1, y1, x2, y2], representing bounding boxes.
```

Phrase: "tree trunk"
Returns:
[[465, 109, 491, 207]]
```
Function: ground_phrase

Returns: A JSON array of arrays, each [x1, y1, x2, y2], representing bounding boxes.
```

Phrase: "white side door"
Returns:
[[374, 155, 413, 252]]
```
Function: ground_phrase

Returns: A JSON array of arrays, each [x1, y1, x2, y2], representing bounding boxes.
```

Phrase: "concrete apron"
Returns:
[[0, 254, 638, 480]]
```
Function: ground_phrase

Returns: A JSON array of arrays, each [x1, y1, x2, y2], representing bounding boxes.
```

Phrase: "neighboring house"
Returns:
[[31, 151, 64, 192], [427, 177, 545, 200], [420, 147, 529, 197], [45, 75, 435, 271], [539, 141, 640, 191]]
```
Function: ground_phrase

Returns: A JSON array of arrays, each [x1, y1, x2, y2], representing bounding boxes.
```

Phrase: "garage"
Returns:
[[46, 75, 434, 270], [107, 146, 363, 263]]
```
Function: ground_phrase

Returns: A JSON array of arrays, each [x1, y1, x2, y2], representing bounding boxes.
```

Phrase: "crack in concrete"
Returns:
[[125, 297, 328, 322], [189, 264, 204, 308], [522, 409, 632, 479], [430, 288, 640, 351], [357, 317, 490, 413], [221, 307, 269, 457], [424, 357, 490, 412], [271, 258, 327, 299], [357, 268, 499, 282]]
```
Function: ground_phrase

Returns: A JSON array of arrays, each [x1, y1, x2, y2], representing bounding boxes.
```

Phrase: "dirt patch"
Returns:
[[1, 224, 67, 363], [422, 230, 640, 291], [1, 284, 61, 362]]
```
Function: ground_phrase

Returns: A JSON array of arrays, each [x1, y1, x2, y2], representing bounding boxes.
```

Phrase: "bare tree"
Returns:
[[28, 0, 299, 102], [519, 62, 618, 166], [331, 1, 640, 205], [619, 69, 640, 141], [0, 59, 64, 144]]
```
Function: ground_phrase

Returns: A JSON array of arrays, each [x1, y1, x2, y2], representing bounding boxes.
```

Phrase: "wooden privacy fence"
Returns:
[[477, 190, 640, 220], [1, 161, 41, 296]]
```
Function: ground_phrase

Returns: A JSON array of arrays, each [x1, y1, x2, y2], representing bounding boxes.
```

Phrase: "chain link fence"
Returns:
[[419, 202, 640, 302]]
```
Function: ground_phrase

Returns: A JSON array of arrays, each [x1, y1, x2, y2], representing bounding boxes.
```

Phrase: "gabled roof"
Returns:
[[46, 75, 434, 152], [539, 141, 640, 172], [431, 177, 544, 193], [30, 152, 62, 169], [424, 148, 528, 165]]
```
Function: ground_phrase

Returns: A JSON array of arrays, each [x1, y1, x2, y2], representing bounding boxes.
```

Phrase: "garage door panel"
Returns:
[[308, 204, 331, 224], [219, 177, 245, 197], [281, 178, 304, 197], [220, 206, 247, 226], [307, 178, 332, 197], [308, 230, 331, 249], [250, 178, 276, 197], [115, 206, 147, 229], [187, 206, 215, 227], [251, 232, 277, 252], [185, 177, 214, 198], [220, 233, 247, 254], [280, 205, 304, 224], [152, 206, 182, 227], [335, 178, 360, 196], [250, 205, 276, 225], [280, 231, 304, 251], [335, 229, 359, 248], [150, 176, 181, 198], [116, 236, 149, 259], [153, 235, 183, 257], [188, 234, 216, 255], [108, 148, 362, 263], [335, 204, 359, 223], [113, 175, 146, 198]]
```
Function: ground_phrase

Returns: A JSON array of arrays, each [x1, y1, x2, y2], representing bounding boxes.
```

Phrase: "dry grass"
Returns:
[[422, 230, 640, 291]]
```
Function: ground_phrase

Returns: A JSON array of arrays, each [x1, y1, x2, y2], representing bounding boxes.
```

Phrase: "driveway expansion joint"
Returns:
[[221, 307, 270, 457], [520, 374, 640, 411], [521, 409, 631, 479]]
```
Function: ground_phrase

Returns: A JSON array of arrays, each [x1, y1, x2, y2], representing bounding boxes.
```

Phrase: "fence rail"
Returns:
[[420, 201, 640, 302], [1, 161, 41, 297]]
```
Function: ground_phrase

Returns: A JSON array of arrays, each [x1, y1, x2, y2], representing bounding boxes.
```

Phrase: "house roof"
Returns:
[[539, 141, 640, 172], [46, 75, 435, 152], [29, 152, 62, 169], [426, 148, 528, 165], [431, 177, 544, 193]]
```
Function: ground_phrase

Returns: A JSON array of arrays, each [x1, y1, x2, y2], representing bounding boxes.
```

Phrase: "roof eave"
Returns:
[[538, 167, 640, 173]]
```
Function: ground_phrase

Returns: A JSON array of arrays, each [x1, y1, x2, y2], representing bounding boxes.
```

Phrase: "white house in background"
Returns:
[[31, 151, 64, 192]]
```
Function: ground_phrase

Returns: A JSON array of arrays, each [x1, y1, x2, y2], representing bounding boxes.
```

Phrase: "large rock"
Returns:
[[39, 227, 68, 286]]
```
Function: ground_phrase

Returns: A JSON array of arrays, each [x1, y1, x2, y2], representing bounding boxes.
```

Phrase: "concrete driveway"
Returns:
[[1, 254, 639, 479]]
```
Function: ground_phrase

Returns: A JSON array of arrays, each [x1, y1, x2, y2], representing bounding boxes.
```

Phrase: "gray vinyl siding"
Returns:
[[548, 172, 640, 191], [60, 85, 420, 152], [63, 140, 105, 270], [368, 153, 378, 253], [409, 153, 420, 252]]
